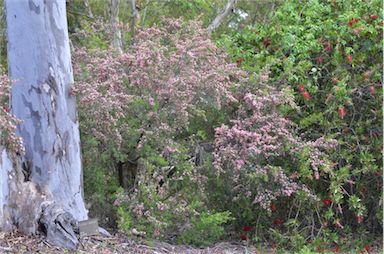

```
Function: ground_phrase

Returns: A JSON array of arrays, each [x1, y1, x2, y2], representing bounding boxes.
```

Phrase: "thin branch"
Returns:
[[207, 0, 237, 33]]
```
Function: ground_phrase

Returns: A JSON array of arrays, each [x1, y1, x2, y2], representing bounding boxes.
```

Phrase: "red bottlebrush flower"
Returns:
[[240, 235, 247, 241], [236, 58, 244, 67], [273, 218, 282, 226], [333, 246, 340, 253], [348, 18, 360, 27], [353, 28, 363, 35], [370, 14, 378, 20], [263, 37, 271, 47], [357, 215, 364, 223], [324, 41, 332, 52], [338, 106, 346, 119], [359, 187, 367, 195], [298, 84, 305, 93], [316, 57, 323, 64], [270, 203, 277, 212], [302, 91, 311, 100], [369, 86, 376, 95], [346, 55, 353, 63], [323, 199, 331, 206], [364, 245, 370, 252], [242, 226, 252, 232]]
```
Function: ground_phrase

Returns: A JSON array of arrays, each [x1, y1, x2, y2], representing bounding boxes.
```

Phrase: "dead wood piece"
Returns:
[[39, 201, 79, 250], [98, 226, 112, 237]]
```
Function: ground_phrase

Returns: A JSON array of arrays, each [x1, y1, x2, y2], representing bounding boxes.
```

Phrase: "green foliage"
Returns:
[[177, 211, 233, 246]]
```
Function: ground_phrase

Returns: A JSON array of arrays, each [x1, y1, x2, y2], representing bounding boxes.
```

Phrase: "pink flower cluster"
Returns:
[[213, 77, 336, 210], [73, 19, 246, 151], [0, 74, 24, 155]]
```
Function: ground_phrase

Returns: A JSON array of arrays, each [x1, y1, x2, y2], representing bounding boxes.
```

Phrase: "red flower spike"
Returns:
[[270, 203, 277, 212], [364, 245, 370, 252], [348, 18, 360, 27], [353, 28, 363, 35], [370, 15, 378, 20], [346, 55, 353, 63], [323, 199, 331, 206], [356, 215, 364, 223], [302, 91, 311, 100], [333, 246, 340, 253], [324, 41, 332, 52], [273, 218, 282, 226], [263, 37, 271, 48], [338, 107, 346, 119], [369, 86, 376, 95], [298, 85, 305, 93], [240, 235, 247, 241], [242, 226, 252, 232]]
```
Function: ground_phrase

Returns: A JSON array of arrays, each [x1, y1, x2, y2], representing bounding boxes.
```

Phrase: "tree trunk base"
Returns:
[[1, 148, 80, 250]]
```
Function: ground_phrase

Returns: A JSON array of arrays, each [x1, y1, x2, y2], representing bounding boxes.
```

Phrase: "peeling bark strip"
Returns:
[[207, 0, 237, 33], [2, 0, 87, 249]]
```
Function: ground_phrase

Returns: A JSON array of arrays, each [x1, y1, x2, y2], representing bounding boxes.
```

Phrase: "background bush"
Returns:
[[217, 0, 382, 250]]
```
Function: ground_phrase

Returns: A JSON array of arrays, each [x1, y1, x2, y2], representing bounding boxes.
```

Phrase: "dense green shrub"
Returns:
[[218, 0, 382, 249]]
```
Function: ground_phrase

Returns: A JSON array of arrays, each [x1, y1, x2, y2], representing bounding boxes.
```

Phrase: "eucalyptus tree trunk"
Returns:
[[110, 0, 123, 53], [1, 0, 87, 249]]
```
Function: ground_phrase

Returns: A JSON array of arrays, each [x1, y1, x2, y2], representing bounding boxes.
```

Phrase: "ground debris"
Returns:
[[0, 231, 259, 254]]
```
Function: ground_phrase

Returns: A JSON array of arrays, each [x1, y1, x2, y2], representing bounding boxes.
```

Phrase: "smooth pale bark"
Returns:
[[1, 0, 87, 249], [207, 0, 237, 33], [110, 0, 123, 53], [0, 148, 13, 231]]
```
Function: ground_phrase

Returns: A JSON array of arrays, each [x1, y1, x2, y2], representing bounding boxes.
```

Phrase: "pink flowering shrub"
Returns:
[[0, 74, 24, 155], [73, 19, 244, 242], [213, 70, 337, 214], [73, 18, 339, 245]]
